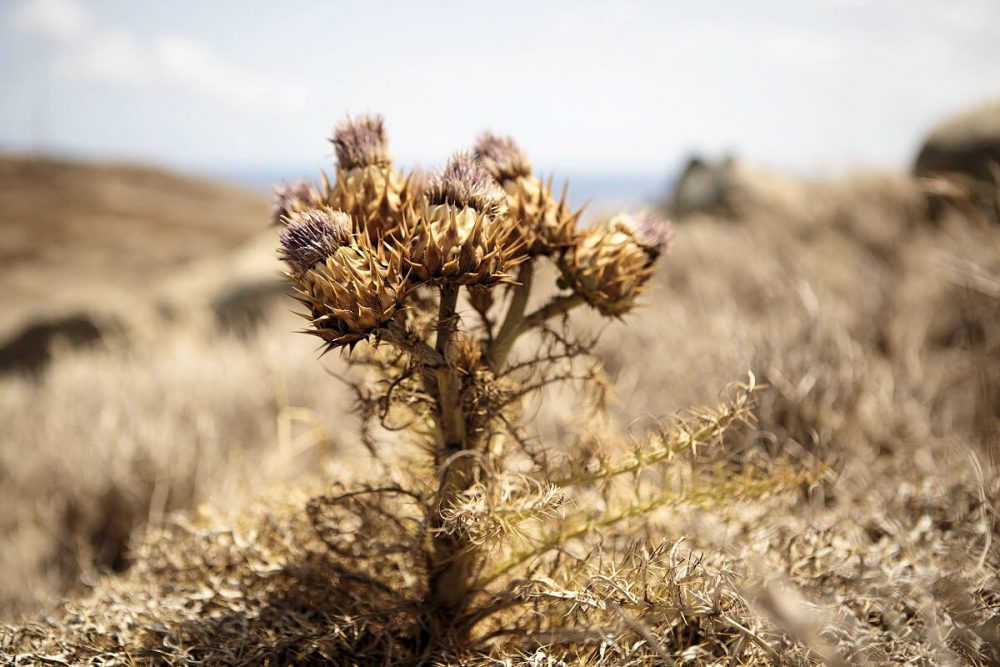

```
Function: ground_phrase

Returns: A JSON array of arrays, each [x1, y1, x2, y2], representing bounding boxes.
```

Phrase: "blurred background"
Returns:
[[2, 1, 1000, 649]]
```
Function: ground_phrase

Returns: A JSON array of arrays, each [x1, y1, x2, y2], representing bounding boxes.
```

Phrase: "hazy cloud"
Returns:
[[153, 36, 306, 110], [11, 0, 89, 40], [2, 0, 998, 172], [9, 0, 305, 110]]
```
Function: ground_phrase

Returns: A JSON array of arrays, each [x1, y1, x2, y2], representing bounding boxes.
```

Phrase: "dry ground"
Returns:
[[1, 161, 998, 664]]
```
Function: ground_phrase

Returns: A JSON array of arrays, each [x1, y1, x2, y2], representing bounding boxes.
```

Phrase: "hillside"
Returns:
[[0, 155, 270, 333]]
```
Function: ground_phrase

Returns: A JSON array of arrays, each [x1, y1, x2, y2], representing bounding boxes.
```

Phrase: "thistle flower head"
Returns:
[[329, 163, 408, 239], [558, 212, 670, 316], [427, 153, 506, 214], [271, 180, 321, 226], [278, 208, 353, 272], [402, 200, 516, 286], [473, 132, 532, 182], [400, 157, 517, 286], [296, 236, 407, 349], [331, 114, 392, 169]]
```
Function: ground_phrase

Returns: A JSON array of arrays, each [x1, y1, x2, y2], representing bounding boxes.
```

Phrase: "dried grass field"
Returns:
[[1, 157, 999, 664]]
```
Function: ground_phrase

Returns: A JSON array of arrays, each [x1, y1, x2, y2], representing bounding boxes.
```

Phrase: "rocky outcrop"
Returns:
[[0, 313, 118, 374], [914, 101, 1000, 222], [668, 155, 809, 220]]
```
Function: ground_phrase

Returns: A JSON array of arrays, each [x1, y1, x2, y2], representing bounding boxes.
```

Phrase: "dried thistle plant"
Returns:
[[272, 115, 813, 658]]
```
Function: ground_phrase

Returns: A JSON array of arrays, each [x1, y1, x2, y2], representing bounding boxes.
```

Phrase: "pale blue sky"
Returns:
[[1, 0, 998, 177]]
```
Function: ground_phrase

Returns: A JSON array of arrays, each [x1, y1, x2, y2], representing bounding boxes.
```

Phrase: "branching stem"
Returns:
[[490, 263, 534, 367], [490, 291, 585, 368], [381, 317, 445, 367]]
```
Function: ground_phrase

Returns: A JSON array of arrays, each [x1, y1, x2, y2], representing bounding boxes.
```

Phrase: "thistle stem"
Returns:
[[381, 317, 445, 367], [522, 292, 585, 328]]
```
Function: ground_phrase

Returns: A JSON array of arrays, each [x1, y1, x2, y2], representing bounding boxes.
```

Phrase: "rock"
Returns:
[[0, 312, 120, 375], [914, 101, 1000, 222], [670, 156, 737, 218], [669, 155, 808, 220]]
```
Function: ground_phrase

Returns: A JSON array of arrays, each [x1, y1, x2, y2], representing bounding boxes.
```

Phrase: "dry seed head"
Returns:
[[426, 153, 507, 215], [330, 114, 392, 169], [404, 201, 515, 286], [296, 235, 407, 349], [473, 132, 532, 182], [471, 134, 578, 256], [271, 180, 322, 226], [559, 213, 670, 316], [399, 154, 518, 285]]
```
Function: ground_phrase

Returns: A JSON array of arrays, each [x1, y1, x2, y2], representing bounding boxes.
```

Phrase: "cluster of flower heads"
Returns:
[[275, 115, 671, 348]]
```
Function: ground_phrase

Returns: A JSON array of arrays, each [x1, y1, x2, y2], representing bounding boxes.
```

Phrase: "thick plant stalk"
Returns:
[[428, 283, 476, 620], [434, 284, 465, 450], [489, 263, 534, 368]]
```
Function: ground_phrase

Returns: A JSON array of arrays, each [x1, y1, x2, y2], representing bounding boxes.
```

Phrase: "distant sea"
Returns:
[[209, 167, 674, 223]]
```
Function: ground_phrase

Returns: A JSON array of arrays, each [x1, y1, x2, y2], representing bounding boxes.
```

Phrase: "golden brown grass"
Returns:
[[0, 155, 267, 335], [2, 166, 999, 664]]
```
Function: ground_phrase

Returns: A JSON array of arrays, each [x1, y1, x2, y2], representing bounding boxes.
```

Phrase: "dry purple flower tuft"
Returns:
[[331, 114, 392, 169], [470, 134, 578, 256], [427, 153, 506, 214], [278, 208, 353, 272], [473, 132, 532, 182]]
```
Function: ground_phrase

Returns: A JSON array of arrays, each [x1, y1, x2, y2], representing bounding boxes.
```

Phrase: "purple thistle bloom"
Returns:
[[330, 115, 391, 169], [427, 152, 506, 212], [279, 209, 353, 271], [271, 180, 317, 227], [473, 132, 532, 181]]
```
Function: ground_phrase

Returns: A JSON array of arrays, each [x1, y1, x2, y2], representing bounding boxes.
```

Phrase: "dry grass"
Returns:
[[2, 167, 999, 664]]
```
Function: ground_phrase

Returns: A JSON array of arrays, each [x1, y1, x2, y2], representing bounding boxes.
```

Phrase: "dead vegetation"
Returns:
[[1, 160, 999, 664]]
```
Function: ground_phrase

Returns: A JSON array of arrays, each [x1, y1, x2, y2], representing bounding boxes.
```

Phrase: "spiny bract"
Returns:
[[473, 132, 580, 257]]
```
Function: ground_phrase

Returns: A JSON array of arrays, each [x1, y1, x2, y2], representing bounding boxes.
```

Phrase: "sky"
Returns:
[[1, 0, 998, 179]]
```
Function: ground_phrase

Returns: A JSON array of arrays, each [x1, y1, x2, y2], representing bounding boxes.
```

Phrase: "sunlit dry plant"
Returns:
[[273, 115, 814, 659]]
